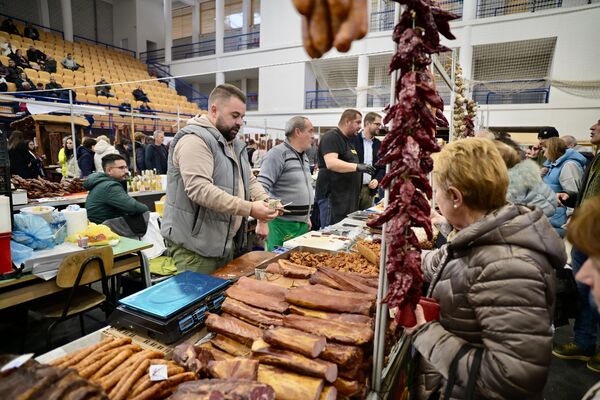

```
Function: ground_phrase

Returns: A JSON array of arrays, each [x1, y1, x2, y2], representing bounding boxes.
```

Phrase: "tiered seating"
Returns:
[[0, 20, 203, 133]]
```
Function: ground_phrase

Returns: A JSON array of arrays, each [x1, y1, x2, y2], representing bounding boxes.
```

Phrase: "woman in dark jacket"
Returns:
[[8, 131, 38, 179], [133, 132, 146, 173], [405, 138, 566, 400], [77, 137, 97, 178]]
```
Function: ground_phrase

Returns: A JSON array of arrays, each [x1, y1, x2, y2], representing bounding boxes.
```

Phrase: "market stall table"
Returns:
[[0, 237, 153, 310]]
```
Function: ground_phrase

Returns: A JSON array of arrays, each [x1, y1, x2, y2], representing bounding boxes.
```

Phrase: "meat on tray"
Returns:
[[320, 342, 364, 368], [210, 333, 252, 357], [288, 305, 373, 327]]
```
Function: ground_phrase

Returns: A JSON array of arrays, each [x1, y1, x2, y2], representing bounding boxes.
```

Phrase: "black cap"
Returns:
[[538, 126, 559, 140]]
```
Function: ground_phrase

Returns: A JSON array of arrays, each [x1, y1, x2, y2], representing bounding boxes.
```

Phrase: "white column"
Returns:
[[241, 77, 248, 94], [216, 72, 225, 86], [460, 0, 477, 83], [356, 55, 369, 109], [164, 0, 172, 63], [192, 0, 201, 43], [242, 0, 251, 35], [216, 0, 224, 56], [39, 0, 50, 29], [60, 0, 73, 41]]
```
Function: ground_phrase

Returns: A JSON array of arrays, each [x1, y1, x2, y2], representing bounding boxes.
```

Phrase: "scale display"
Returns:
[[119, 271, 229, 319]]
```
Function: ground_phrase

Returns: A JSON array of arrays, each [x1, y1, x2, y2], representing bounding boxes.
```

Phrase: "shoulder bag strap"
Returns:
[[443, 344, 470, 400], [465, 348, 484, 400], [443, 345, 484, 400]]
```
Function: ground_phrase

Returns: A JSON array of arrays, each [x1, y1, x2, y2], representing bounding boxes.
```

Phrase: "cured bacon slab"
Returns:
[[226, 285, 289, 313], [210, 334, 252, 357], [236, 276, 288, 300], [285, 285, 374, 316], [319, 385, 337, 400], [317, 266, 377, 296], [320, 342, 364, 368], [283, 314, 373, 345], [206, 314, 262, 347], [221, 298, 283, 328], [263, 326, 326, 358], [208, 358, 259, 380], [252, 339, 337, 383], [257, 364, 324, 400], [288, 305, 374, 327], [170, 379, 275, 400], [333, 377, 362, 397], [277, 259, 316, 278]]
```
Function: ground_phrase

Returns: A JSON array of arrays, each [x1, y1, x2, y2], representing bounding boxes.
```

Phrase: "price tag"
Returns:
[[149, 364, 168, 381], [1, 354, 34, 372]]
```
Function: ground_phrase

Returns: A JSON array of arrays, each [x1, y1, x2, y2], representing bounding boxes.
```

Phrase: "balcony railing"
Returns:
[[476, 0, 598, 18], [472, 80, 550, 104], [369, 9, 395, 32], [224, 31, 260, 53], [305, 89, 356, 109]]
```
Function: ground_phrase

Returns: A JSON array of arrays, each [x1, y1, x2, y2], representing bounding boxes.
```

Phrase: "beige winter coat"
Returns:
[[412, 204, 566, 400]]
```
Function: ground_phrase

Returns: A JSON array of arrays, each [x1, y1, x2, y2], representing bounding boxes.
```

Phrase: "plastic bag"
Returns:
[[10, 240, 34, 265], [66, 223, 119, 246], [50, 210, 67, 244], [12, 213, 56, 250]]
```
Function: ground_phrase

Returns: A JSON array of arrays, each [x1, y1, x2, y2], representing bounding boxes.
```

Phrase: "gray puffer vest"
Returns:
[[161, 124, 251, 258]]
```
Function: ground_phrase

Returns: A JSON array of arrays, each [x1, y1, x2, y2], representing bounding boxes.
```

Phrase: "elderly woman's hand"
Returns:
[[431, 208, 447, 227], [403, 304, 427, 335]]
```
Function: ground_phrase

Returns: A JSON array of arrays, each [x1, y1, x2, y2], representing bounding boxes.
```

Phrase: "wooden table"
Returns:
[[0, 237, 152, 310], [212, 251, 274, 280]]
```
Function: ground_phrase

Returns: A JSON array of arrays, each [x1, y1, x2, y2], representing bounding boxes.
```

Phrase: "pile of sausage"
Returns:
[[367, 0, 459, 327], [11, 175, 85, 199], [293, 0, 369, 58], [48, 337, 195, 400]]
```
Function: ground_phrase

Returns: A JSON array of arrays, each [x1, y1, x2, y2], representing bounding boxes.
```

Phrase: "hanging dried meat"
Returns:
[[367, 0, 459, 327]]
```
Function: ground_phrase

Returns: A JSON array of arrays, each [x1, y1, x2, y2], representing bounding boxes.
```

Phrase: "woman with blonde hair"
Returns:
[[93, 135, 118, 172], [543, 137, 586, 237], [406, 138, 566, 399]]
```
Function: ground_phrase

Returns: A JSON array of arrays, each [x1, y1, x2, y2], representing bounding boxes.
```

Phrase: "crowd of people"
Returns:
[[5, 79, 600, 398]]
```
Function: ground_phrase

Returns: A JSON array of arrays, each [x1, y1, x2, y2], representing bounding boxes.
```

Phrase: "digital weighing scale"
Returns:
[[109, 271, 230, 344]]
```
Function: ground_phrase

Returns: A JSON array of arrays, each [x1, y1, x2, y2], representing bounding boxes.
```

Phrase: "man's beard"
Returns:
[[216, 117, 239, 141]]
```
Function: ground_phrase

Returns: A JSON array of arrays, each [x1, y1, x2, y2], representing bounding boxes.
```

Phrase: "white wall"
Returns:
[[135, 0, 165, 55], [112, 0, 137, 52]]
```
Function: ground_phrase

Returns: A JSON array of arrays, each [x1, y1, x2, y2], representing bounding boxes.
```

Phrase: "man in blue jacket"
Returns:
[[84, 154, 148, 224], [351, 112, 385, 210]]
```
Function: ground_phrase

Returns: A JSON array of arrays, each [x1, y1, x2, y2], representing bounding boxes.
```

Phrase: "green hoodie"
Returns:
[[84, 172, 148, 224]]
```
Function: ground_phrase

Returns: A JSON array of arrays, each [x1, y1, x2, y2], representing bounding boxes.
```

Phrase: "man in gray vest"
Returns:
[[258, 116, 315, 251], [161, 84, 278, 273]]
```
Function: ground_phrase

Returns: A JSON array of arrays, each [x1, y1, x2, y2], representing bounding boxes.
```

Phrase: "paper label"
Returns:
[[1, 354, 34, 372], [149, 364, 168, 381]]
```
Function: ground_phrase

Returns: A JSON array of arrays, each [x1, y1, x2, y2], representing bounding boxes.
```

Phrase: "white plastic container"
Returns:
[[20, 205, 55, 223]]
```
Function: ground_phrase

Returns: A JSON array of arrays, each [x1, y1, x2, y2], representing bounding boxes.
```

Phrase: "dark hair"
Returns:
[[338, 109, 362, 125], [101, 153, 126, 171], [82, 137, 97, 149], [209, 84, 246, 106], [63, 137, 73, 158], [364, 112, 381, 125], [496, 136, 525, 160], [8, 130, 24, 150]]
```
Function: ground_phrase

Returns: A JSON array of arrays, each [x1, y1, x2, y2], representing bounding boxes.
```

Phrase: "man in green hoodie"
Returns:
[[84, 154, 148, 224]]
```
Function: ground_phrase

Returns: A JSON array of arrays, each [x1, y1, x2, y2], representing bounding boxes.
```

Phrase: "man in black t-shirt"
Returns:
[[315, 109, 376, 227]]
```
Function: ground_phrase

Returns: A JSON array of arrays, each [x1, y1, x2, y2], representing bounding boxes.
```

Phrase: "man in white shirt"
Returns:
[[351, 112, 385, 210]]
